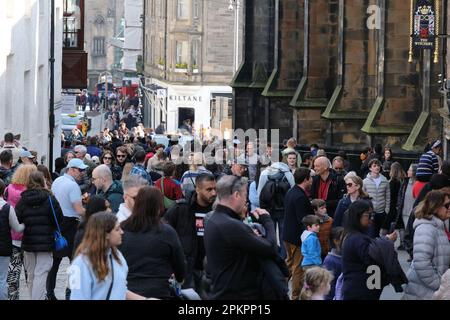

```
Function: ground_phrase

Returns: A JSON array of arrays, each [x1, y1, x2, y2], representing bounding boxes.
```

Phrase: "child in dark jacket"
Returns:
[[301, 215, 322, 268], [322, 227, 344, 300], [311, 199, 334, 260]]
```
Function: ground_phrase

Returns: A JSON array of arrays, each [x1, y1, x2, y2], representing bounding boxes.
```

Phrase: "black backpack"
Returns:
[[259, 170, 291, 218]]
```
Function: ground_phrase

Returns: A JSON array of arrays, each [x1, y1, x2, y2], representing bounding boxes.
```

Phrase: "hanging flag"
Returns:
[[412, 0, 436, 53]]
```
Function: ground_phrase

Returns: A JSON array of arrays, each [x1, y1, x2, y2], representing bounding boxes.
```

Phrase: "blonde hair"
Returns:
[[121, 162, 134, 183], [300, 267, 334, 300], [344, 175, 369, 198], [11, 164, 38, 186]]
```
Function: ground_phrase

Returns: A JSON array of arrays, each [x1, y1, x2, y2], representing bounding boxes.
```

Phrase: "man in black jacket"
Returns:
[[163, 173, 216, 298], [282, 167, 314, 300], [204, 175, 278, 300], [311, 156, 346, 217]]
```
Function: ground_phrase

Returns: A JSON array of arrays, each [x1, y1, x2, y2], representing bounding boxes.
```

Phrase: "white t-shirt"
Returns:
[[373, 176, 382, 188]]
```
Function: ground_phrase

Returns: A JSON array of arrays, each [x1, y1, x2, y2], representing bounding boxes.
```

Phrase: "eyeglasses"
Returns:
[[116, 154, 126, 158], [346, 183, 354, 187], [103, 157, 113, 160]]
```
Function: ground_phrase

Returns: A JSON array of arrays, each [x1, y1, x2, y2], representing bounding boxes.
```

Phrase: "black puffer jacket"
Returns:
[[16, 189, 64, 252]]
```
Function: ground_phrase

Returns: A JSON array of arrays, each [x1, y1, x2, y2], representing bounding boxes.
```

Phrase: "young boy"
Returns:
[[311, 199, 334, 260], [322, 227, 344, 300], [300, 215, 322, 269]]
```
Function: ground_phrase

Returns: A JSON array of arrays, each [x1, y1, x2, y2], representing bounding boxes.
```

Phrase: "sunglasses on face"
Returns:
[[444, 202, 450, 209], [103, 157, 113, 160], [346, 183, 354, 187], [116, 154, 126, 158]]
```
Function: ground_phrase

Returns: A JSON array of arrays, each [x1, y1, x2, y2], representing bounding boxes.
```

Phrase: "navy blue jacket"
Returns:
[[323, 250, 342, 300], [342, 231, 382, 300], [204, 205, 278, 300], [282, 185, 314, 246]]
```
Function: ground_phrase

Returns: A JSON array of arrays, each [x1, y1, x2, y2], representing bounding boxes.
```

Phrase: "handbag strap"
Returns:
[[161, 177, 166, 194], [48, 196, 62, 234], [106, 254, 114, 300]]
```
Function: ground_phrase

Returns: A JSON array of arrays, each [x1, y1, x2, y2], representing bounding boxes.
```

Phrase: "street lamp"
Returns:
[[228, 0, 240, 72]]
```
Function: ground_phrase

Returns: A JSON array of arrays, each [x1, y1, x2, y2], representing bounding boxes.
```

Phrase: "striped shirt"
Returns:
[[130, 164, 153, 185], [416, 150, 439, 178]]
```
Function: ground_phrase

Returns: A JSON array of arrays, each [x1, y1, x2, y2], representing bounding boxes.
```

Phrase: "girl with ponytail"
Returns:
[[299, 267, 333, 300]]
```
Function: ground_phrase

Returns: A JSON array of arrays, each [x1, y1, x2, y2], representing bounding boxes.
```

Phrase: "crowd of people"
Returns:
[[1, 126, 450, 300]]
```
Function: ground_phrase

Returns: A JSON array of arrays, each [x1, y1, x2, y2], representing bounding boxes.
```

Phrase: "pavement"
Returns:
[[379, 238, 410, 300]]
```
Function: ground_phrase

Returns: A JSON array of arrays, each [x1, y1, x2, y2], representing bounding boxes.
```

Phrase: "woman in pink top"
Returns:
[[4, 165, 37, 300]]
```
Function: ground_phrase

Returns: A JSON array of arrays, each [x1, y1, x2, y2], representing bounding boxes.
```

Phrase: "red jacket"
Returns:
[[155, 177, 183, 201]]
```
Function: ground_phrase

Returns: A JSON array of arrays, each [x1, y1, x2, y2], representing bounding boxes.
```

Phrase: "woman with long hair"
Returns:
[[4, 164, 37, 300], [37, 164, 53, 190], [100, 150, 122, 181], [333, 173, 370, 227], [385, 162, 406, 248], [341, 200, 396, 300], [15, 171, 63, 300], [382, 147, 394, 179], [403, 189, 450, 300], [119, 187, 186, 299], [397, 163, 418, 251], [72, 196, 111, 256], [69, 212, 147, 300], [120, 162, 134, 184]]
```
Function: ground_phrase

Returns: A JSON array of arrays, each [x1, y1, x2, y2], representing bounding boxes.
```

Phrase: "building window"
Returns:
[[176, 0, 188, 19], [192, 40, 199, 69], [93, 37, 105, 56], [175, 41, 188, 68], [193, 0, 199, 19], [63, 0, 84, 49]]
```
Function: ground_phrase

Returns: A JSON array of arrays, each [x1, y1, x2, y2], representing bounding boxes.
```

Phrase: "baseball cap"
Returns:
[[67, 158, 88, 170], [432, 139, 442, 149], [20, 150, 35, 158]]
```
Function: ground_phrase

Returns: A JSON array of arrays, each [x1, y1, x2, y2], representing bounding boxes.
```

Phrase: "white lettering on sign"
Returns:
[[169, 95, 203, 102]]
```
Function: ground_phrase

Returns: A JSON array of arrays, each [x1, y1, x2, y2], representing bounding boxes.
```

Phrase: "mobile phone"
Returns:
[[388, 222, 396, 234]]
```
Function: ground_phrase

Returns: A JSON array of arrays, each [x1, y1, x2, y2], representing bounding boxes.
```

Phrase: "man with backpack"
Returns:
[[258, 162, 295, 259]]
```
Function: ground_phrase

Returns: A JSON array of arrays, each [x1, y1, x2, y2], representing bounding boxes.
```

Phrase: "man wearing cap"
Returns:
[[230, 160, 248, 178], [47, 158, 87, 300], [19, 150, 35, 166]]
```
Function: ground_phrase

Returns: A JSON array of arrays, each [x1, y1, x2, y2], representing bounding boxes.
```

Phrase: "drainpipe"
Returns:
[[49, 0, 55, 173]]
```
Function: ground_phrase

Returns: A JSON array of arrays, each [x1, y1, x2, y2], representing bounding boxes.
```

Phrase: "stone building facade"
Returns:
[[0, 0, 63, 165], [233, 0, 444, 154], [84, 0, 124, 89], [142, 0, 244, 135]]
